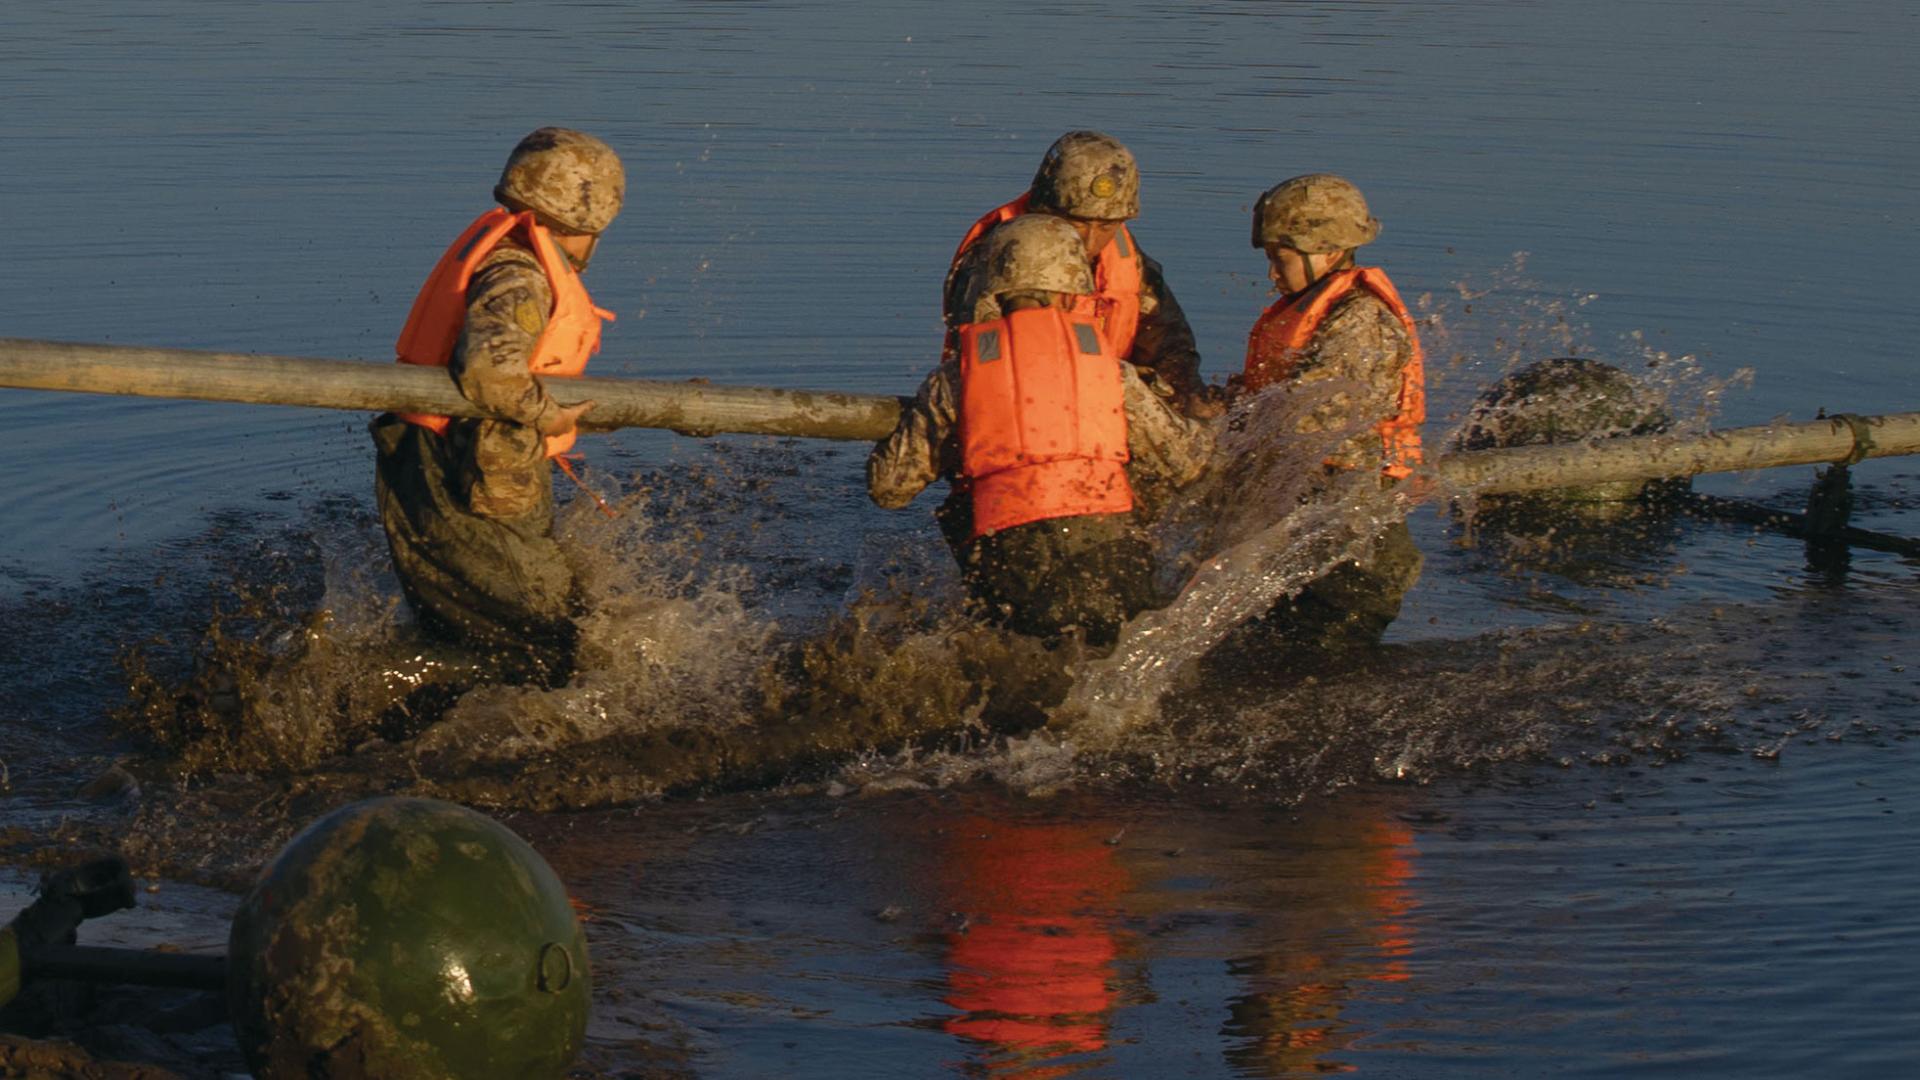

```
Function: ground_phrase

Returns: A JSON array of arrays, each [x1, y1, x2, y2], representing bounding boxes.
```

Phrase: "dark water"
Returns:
[[3, 1, 1919, 1076]]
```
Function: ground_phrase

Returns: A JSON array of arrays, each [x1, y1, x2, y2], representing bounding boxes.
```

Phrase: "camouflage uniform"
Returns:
[[879, 212, 1214, 644], [1244, 286, 1423, 653], [869, 352, 1212, 646], [1278, 284, 1417, 475], [373, 128, 624, 683], [1235, 174, 1425, 653], [371, 243, 578, 680]]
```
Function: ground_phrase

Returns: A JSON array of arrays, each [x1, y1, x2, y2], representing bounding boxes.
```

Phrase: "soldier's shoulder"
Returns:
[[1325, 288, 1404, 334], [475, 241, 545, 277], [469, 244, 551, 298]]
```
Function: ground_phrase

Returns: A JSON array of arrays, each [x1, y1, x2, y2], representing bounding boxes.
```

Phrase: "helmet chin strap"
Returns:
[[566, 234, 598, 272], [1286, 249, 1355, 300]]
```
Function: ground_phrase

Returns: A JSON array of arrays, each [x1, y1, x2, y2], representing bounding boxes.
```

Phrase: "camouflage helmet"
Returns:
[[228, 797, 591, 1080], [1252, 173, 1380, 254], [494, 127, 625, 235], [979, 214, 1094, 301], [1028, 131, 1141, 221]]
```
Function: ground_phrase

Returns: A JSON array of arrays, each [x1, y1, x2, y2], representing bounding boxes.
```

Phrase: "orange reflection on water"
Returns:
[[939, 817, 1131, 1076]]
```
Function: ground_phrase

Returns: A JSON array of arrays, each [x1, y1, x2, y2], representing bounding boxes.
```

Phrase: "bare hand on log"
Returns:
[[540, 399, 597, 438]]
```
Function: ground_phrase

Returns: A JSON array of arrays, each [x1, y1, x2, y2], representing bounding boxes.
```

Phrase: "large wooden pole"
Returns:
[[1431, 411, 1920, 495], [0, 337, 907, 442], [4, 337, 1918, 492]]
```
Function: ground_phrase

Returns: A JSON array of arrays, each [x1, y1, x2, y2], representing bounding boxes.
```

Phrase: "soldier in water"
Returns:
[[870, 215, 1212, 647], [371, 128, 624, 683], [945, 130, 1220, 418], [1232, 173, 1425, 652]]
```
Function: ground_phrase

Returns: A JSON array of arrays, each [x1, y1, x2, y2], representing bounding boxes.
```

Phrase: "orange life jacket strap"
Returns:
[[554, 454, 618, 519]]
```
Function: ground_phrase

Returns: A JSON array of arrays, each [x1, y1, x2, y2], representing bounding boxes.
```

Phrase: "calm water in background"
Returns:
[[2, 2, 1918, 1076]]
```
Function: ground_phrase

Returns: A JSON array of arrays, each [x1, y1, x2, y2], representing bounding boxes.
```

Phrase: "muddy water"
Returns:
[[3, 1, 1919, 1077]]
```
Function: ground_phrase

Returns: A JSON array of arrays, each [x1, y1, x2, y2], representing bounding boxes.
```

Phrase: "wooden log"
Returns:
[[0, 337, 907, 442], [4, 337, 1918, 493], [1430, 411, 1920, 495]]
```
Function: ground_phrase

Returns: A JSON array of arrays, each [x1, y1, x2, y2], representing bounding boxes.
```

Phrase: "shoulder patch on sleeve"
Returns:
[[513, 300, 545, 335]]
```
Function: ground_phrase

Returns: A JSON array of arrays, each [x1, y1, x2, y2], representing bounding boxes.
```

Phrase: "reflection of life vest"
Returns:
[[1225, 815, 1419, 1075], [942, 818, 1131, 1060], [956, 305, 1133, 539], [1242, 267, 1424, 479], [395, 207, 614, 458], [951, 193, 1146, 357]]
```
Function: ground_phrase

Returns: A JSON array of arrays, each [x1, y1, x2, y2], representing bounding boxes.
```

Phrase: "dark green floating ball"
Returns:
[[227, 797, 590, 1080]]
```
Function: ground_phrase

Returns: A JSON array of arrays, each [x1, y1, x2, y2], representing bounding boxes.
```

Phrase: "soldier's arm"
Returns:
[[1291, 292, 1412, 466], [1121, 362, 1214, 489], [1127, 251, 1210, 410], [448, 248, 564, 432], [867, 365, 961, 509]]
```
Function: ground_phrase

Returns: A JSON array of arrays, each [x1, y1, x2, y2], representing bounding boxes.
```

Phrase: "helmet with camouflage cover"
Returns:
[[1251, 173, 1380, 254], [978, 214, 1094, 306], [494, 127, 625, 235], [1028, 131, 1141, 221], [227, 797, 591, 1080]]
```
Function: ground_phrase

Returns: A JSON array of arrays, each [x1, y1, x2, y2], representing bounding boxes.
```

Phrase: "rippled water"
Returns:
[[2, 1, 1918, 1076]]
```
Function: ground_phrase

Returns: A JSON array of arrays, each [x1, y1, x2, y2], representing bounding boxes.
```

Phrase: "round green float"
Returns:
[[227, 797, 590, 1080]]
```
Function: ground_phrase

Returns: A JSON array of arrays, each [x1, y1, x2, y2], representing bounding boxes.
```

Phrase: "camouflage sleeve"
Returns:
[[867, 364, 961, 509], [1127, 250, 1209, 409], [1122, 362, 1213, 488], [1290, 291, 1413, 468], [448, 247, 561, 432]]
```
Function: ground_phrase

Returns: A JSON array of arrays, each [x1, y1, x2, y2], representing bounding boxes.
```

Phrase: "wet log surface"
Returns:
[[0, 337, 909, 442]]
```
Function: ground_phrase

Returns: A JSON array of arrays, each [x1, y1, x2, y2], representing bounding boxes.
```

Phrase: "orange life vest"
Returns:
[[1243, 266, 1425, 479], [394, 207, 614, 458], [950, 192, 1146, 357], [957, 303, 1133, 539]]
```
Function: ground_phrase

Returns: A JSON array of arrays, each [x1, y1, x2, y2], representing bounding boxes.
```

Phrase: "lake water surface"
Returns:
[[2, 2, 1918, 1076]]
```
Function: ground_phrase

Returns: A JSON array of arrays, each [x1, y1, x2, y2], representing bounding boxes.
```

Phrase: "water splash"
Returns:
[[1415, 252, 1750, 436], [406, 487, 782, 771], [102, 270, 1801, 825], [1056, 381, 1412, 745]]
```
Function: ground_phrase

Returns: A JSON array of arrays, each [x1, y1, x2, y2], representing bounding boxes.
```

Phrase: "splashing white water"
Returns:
[[1060, 381, 1415, 744]]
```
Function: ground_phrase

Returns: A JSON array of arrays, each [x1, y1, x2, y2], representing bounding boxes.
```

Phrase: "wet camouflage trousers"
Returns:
[[371, 414, 577, 681], [1242, 519, 1423, 654], [958, 513, 1160, 648]]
